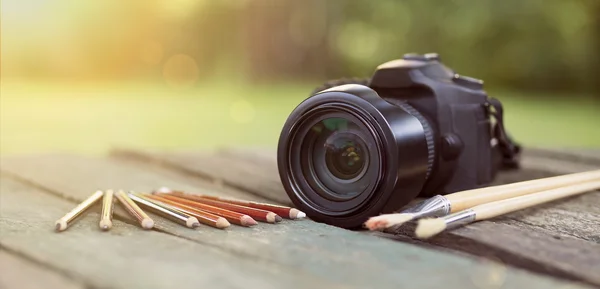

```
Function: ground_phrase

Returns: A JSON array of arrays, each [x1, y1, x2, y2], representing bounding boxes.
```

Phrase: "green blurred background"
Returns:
[[1, 0, 599, 156]]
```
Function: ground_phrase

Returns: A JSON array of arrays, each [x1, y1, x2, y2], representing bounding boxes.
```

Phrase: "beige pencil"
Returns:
[[55, 190, 104, 232], [115, 190, 154, 229], [128, 193, 200, 228], [365, 169, 600, 230], [415, 180, 600, 239], [99, 189, 115, 231]]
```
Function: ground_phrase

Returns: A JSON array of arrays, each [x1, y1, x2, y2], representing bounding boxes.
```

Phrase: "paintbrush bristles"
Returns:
[[415, 218, 447, 239], [365, 213, 415, 230]]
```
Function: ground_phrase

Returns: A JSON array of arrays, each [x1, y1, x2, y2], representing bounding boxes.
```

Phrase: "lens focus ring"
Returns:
[[393, 101, 435, 179]]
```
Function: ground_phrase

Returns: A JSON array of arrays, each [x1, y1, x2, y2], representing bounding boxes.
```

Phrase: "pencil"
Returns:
[[55, 190, 104, 232], [115, 190, 154, 229], [128, 193, 200, 228], [157, 193, 282, 223], [365, 169, 600, 230], [415, 180, 600, 239], [159, 189, 305, 219], [99, 189, 115, 231], [144, 195, 231, 229]]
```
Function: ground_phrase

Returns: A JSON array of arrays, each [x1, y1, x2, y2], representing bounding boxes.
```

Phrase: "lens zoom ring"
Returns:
[[394, 102, 435, 180]]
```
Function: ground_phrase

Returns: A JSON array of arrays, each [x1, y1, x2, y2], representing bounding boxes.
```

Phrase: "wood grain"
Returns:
[[112, 148, 290, 205], [0, 250, 85, 289], [127, 147, 600, 287], [0, 154, 581, 289], [0, 176, 332, 289]]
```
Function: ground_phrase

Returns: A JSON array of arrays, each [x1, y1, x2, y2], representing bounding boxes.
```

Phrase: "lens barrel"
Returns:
[[278, 84, 432, 228]]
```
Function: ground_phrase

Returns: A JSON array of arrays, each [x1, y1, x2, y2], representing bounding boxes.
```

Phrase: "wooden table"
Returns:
[[1, 148, 598, 289]]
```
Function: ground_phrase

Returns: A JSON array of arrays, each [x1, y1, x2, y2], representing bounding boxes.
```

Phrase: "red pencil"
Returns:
[[157, 193, 282, 223], [155, 188, 305, 219], [145, 194, 256, 227], [145, 195, 230, 229]]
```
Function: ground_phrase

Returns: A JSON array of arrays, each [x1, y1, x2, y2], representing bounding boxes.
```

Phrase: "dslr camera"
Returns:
[[277, 53, 520, 228]]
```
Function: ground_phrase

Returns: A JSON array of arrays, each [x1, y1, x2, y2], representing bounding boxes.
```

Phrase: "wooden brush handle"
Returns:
[[446, 170, 600, 212], [474, 180, 600, 220]]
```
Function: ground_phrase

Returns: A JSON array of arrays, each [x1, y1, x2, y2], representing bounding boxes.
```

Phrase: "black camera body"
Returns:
[[278, 53, 518, 228], [369, 53, 494, 197]]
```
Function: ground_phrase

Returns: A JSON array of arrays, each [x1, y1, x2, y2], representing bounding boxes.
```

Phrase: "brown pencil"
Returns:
[[145, 195, 230, 229], [159, 189, 305, 219], [145, 194, 255, 227], [128, 193, 200, 228], [55, 190, 104, 232], [115, 190, 154, 229], [99, 189, 115, 231], [157, 193, 282, 223]]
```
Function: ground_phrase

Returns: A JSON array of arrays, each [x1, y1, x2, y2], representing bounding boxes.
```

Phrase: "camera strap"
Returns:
[[486, 98, 522, 169]]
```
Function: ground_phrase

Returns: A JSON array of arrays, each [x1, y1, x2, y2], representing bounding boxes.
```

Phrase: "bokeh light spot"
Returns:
[[162, 54, 199, 89], [230, 100, 255, 124], [140, 41, 164, 65]]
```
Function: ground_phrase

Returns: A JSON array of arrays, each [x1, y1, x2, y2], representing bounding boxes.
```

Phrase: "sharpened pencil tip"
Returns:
[[274, 215, 283, 223], [187, 217, 200, 228], [415, 218, 447, 239], [141, 218, 154, 229], [99, 219, 112, 231], [295, 211, 306, 219], [241, 215, 258, 226], [55, 220, 67, 232], [216, 218, 230, 229], [156, 187, 172, 194]]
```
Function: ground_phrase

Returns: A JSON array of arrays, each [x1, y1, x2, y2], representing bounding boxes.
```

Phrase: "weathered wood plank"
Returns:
[[121, 147, 600, 287], [112, 148, 290, 205], [0, 155, 582, 289], [524, 148, 600, 167], [0, 250, 85, 289], [0, 177, 329, 289]]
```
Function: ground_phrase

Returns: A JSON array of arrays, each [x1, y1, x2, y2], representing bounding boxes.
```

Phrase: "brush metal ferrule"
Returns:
[[443, 209, 476, 230], [400, 195, 451, 219]]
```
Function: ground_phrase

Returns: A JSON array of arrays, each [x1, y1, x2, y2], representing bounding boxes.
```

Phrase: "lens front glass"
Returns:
[[322, 119, 368, 180], [301, 115, 378, 201]]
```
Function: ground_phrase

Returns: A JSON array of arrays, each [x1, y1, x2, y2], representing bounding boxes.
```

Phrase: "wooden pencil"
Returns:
[[128, 193, 200, 228], [55, 190, 104, 232], [157, 193, 282, 223], [160, 189, 305, 219], [99, 189, 115, 231], [415, 180, 600, 239], [115, 190, 154, 229], [145, 195, 231, 229]]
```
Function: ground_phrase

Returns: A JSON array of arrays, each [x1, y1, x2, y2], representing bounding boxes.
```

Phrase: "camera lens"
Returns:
[[303, 117, 374, 200], [278, 85, 432, 228], [324, 128, 368, 181]]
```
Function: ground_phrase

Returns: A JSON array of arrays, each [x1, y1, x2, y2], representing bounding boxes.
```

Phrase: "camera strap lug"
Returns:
[[486, 98, 522, 169]]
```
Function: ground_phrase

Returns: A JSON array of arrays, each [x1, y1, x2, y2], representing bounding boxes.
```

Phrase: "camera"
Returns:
[[277, 53, 520, 228]]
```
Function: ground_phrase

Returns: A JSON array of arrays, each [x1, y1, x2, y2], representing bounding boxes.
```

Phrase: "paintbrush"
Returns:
[[415, 180, 600, 239], [365, 169, 600, 230]]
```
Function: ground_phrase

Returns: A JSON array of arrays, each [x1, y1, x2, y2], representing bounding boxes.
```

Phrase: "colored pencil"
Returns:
[[145, 195, 231, 229], [128, 193, 199, 228], [99, 190, 115, 231], [55, 190, 104, 232], [157, 193, 282, 223], [158, 189, 305, 219], [115, 190, 154, 229]]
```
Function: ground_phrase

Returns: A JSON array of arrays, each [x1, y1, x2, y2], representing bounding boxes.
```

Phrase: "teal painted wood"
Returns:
[[106, 148, 600, 287], [0, 154, 586, 289]]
